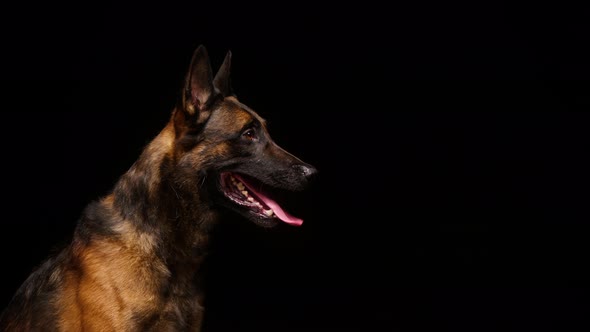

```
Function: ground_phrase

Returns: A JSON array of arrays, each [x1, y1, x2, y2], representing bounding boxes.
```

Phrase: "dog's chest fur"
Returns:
[[4, 194, 214, 331]]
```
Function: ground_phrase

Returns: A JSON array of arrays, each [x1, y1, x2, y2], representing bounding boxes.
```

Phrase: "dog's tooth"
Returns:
[[264, 209, 274, 217], [241, 190, 248, 197], [236, 182, 245, 190], [247, 197, 254, 202]]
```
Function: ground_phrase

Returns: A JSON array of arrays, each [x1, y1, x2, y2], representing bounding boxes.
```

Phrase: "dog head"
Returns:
[[169, 45, 317, 228]]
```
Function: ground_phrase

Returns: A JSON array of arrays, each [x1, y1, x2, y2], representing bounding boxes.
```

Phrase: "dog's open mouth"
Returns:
[[219, 172, 303, 226]]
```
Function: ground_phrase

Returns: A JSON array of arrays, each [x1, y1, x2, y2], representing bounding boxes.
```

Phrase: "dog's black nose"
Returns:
[[292, 164, 318, 180]]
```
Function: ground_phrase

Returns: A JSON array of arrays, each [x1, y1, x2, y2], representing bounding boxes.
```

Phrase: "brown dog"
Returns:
[[0, 45, 316, 331]]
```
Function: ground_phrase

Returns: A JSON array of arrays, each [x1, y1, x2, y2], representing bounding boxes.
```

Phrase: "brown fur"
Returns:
[[0, 46, 316, 331]]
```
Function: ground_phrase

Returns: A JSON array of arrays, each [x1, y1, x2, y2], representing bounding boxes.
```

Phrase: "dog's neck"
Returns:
[[108, 121, 217, 264]]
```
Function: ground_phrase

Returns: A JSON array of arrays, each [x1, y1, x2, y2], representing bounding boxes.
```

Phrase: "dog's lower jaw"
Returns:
[[217, 172, 304, 227]]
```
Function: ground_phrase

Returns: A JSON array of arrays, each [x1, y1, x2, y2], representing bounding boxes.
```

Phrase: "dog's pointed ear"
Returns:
[[213, 51, 233, 97], [183, 45, 215, 116]]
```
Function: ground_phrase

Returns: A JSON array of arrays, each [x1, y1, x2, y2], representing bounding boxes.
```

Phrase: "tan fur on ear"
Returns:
[[183, 45, 215, 116]]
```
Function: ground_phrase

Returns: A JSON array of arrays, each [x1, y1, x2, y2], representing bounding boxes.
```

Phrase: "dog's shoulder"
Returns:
[[0, 249, 69, 331]]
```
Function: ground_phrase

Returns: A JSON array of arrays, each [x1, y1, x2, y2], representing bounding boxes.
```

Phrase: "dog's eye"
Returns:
[[242, 128, 258, 141]]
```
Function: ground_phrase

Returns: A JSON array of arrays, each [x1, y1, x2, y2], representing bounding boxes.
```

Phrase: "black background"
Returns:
[[1, 1, 590, 331]]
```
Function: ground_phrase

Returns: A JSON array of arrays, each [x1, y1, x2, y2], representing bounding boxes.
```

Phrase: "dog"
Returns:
[[0, 45, 316, 331]]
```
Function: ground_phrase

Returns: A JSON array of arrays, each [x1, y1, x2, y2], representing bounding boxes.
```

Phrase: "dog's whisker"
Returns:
[[170, 184, 180, 199]]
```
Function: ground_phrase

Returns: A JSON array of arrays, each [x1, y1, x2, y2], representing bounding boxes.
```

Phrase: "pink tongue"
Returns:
[[235, 175, 303, 226]]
